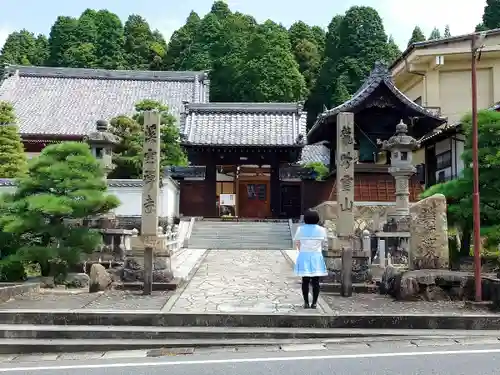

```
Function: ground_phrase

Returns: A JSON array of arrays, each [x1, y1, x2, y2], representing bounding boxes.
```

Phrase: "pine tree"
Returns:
[[407, 26, 426, 46], [0, 142, 119, 277], [483, 0, 500, 30], [444, 25, 451, 38], [428, 27, 442, 40], [0, 101, 27, 178]]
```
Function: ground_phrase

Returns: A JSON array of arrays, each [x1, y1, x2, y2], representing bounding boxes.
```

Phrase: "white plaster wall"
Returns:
[[0, 178, 180, 219]]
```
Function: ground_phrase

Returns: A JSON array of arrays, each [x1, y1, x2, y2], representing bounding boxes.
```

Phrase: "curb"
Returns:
[[0, 310, 499, 330]]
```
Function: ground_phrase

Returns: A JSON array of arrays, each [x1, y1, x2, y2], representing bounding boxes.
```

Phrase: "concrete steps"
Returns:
[[187, 221, 292, 250]]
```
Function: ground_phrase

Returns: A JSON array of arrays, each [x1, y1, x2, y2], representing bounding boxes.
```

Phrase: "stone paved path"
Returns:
[[168, 250, 325, 314]]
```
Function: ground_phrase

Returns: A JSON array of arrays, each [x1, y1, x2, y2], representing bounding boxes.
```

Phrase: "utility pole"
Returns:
[[471, 32, 486, 302]]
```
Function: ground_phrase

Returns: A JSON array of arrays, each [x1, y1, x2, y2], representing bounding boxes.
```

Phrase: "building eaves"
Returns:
[[3, 65, 209, 82], [181, 102, 307, 147], [0, 65, 210, 138], [308, 62, 446, 142], [389, 28, 500, 71]]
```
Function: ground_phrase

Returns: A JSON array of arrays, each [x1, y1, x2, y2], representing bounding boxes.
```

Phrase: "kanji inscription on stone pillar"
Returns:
[[141, 111, 161, 295], [336, 112, 355, 297]]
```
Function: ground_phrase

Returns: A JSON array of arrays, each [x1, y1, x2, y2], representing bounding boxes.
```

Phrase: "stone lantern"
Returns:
[[84, 120, 121, 229], [85, 120, 121, 179], [380, 120, 419, 223]]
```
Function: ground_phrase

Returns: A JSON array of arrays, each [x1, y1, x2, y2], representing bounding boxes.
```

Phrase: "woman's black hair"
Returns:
[[303, 209, 320, 225]]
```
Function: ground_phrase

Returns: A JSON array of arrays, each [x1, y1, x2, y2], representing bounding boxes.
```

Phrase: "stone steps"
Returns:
[[187, 221, 292, 250]]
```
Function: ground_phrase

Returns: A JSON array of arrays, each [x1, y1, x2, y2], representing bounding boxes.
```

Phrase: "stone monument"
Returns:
[[378, 119, 419, 268], [122, 111, 173, 294], [336, 112, 355, 297]]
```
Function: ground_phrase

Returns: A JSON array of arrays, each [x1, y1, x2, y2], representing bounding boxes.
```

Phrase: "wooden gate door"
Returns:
[[238, 182, 270, 218]]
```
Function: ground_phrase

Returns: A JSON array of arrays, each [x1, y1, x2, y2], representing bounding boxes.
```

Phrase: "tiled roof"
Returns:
[[181, 102, 307, 146], [419, 104, 500, 144], [299, 143, 330, 165], [0, 65, 209, 137], [308, 62, 446, 144]]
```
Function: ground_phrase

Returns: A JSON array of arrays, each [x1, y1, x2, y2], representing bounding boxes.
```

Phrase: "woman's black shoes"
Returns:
[[310, 303, 317, 309], [303, 303, 310, 309]]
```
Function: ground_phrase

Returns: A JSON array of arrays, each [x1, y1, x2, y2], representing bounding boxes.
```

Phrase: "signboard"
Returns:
[[220, 194, 236, 206], [219, 193, 236, 216]]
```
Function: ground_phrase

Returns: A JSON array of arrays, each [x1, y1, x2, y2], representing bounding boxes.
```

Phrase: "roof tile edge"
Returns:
[[4, 65, 209, 82]]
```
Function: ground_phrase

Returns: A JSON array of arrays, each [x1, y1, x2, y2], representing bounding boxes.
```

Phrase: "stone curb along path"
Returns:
[[3, 336, 500, 364]]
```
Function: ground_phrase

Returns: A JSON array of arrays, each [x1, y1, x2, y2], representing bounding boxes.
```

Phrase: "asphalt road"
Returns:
[[2, 342, 500, 375]]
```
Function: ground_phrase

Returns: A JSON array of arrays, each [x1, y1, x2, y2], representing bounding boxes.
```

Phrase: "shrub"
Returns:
[[0, 256, 26, 282]]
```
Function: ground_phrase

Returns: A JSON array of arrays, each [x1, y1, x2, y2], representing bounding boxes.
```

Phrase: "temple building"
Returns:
[[306, 62, 446, 205], [0, 62, 446, 219], [0, 65, 210, 156]]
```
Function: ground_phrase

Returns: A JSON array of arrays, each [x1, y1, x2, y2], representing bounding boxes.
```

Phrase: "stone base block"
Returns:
[[322, 250, 371, 283], [122, 255, 173, 283]]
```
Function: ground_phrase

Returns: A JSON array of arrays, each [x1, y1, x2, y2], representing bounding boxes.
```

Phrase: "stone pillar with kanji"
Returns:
[[122, 111, 173, 293], [336, 112, 355, 297]]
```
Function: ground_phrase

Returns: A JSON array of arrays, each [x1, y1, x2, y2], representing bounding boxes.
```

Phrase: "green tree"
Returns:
[[109, 100, 187, 178], [61, 9, 99, 68], [386, 36, 401, 62], [308, 15, 344, 127], [47, 16, 79, 66], [421, 110, 500, 256], [124, 14, 157, 70], [428, 27, 442, 40], [94, 10, 126, 69], [0, 101, 27, 178], [444, 25, 451, 38], [134, 99, 188, 168], [0, 30, 49, 66], [164, 11, 202, 70], [0, 142, 119, 277], [289, 21, 324, 95], [407, 26, 426, 46], [482, 0, 500, 29], [235, 20, 306, 102], [209, 11, 257, 101], [150, 30, 168, 70], [308, 6, 395, 127]]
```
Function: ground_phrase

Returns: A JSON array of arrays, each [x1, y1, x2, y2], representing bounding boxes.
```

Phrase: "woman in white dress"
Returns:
[[293, 210, 328, 309]]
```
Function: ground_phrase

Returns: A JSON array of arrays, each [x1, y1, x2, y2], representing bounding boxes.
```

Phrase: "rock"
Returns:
[[398, 276, 420, 300], [64, 273, 90, 288], [380, 265, 400, 295], [410, 194, 449, 269], [89, 264, 112, 293], [106, 267, 124, 283]]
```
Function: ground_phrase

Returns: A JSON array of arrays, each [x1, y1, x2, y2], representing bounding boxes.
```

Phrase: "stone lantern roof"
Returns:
[[379, 120, 420, 152], [84, 120, 121, 146]]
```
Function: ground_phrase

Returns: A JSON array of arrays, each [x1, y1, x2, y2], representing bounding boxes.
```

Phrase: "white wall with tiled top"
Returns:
[[0, 178, 180, 219]]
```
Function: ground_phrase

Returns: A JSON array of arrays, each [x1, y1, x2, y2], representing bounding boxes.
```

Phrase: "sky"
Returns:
[[0, 0, 487, 52]]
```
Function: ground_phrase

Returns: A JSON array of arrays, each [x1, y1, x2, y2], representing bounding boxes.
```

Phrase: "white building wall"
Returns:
[[0, 178, 180, 219]]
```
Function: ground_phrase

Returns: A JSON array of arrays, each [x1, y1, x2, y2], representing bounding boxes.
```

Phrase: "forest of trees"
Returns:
[[0, 1, 498, 127]]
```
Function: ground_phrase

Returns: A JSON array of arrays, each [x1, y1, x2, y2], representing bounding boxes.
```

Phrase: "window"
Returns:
[[437, 171, 446, 183], [436, 151, 452, 170], [401, 151, 408, 161]]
